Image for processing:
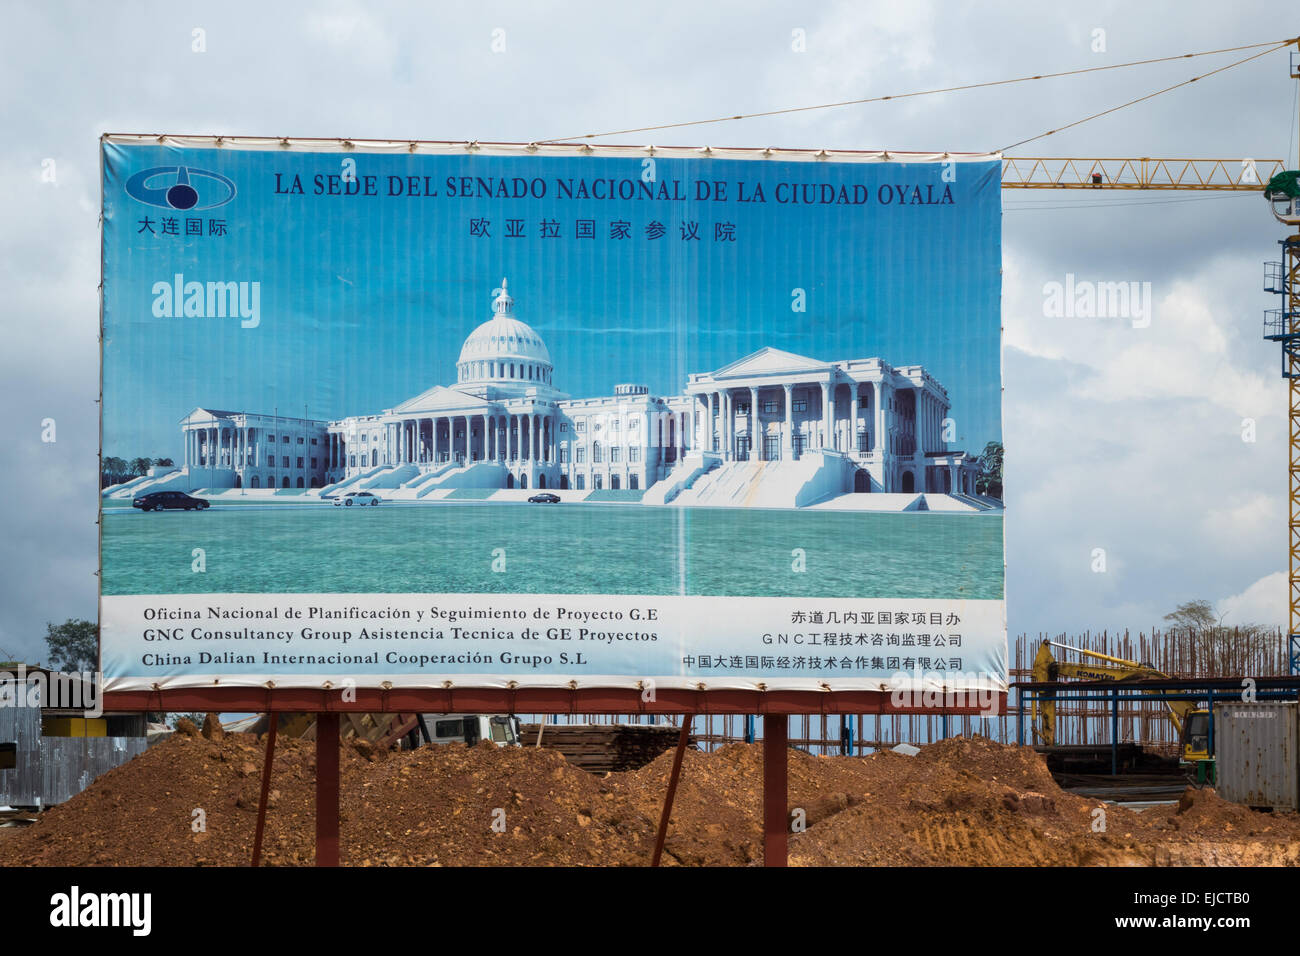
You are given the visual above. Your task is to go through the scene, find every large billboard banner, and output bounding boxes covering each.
[99,136,1005,698]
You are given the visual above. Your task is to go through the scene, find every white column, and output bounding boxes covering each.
[849,385,858,455]
[750,387,760,461]
[712,395,722,457]
[782,383,793,459]
[720,392,730,460]
[821,381,832,450]
[873,381,885,456]
[729,392,738,460]
[717,392,724,455]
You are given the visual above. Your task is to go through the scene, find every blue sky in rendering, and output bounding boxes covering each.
[102,144,1001,458]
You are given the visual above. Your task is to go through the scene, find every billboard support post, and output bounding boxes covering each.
[651,714,693,867]
[316,712,340,867]
[251,711,278,867]
[763,714,789,867]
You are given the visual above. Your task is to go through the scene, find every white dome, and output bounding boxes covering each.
[456,279,555,388]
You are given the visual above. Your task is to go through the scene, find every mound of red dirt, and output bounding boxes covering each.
[5,732,1298,867]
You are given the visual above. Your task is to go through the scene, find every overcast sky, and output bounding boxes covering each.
[2,1,1296,662]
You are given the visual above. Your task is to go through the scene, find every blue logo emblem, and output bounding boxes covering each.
[124,166,236,210]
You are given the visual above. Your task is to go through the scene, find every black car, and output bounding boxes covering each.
[527,493,561,504]
[132,491,210,512]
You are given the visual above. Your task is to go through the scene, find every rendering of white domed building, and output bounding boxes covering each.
[112,279,993,510]
[314,279,698,497]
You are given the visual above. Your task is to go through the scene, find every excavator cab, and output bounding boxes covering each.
[1179,709,1210,760]
[1179,708,1214,784]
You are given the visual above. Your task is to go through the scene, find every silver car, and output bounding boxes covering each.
[334,491,381,507]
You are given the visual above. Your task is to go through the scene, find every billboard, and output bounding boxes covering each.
[99,136,1005,698]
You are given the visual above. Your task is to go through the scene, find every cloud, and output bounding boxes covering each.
[1219,572,1286,628]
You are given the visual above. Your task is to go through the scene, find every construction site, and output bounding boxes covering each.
[3,698,1299,868]
[0,626,1297,867]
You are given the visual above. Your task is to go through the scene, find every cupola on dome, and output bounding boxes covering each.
[456,278,554,387]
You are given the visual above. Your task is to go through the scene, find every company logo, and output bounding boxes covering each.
[124,165,235,211]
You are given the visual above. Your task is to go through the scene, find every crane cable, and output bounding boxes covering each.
[537,37,1299,146]
[1000,38,1295,151]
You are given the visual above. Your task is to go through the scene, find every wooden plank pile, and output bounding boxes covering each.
[520,723,692,773]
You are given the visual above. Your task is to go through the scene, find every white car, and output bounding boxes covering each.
[334,491,381,507]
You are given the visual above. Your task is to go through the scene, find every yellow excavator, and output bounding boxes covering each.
[1031,641,1212,778]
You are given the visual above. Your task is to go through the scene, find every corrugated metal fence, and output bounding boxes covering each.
[0,703,147,807]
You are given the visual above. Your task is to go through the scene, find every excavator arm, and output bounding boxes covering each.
[1030,641,1192,746]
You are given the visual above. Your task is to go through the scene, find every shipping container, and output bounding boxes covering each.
[1213,701,1299,810]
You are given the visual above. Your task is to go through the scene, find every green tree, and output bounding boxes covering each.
[1163,599,1220,630]
[976,441,1003,499]
[129,457,153,477]
[153,457,174,467]
[44,619,98,672]
[102,456,128,487]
